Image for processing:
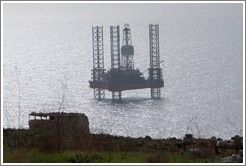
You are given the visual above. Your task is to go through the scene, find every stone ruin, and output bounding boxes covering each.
[29,112,90,134]
[28,112,90,150]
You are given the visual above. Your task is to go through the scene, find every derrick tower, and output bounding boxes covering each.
[121,24,134,70]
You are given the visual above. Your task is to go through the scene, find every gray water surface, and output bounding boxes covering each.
[2,3,244,139]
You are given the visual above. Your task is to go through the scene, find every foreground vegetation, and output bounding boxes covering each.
[4,148,221,163]
[3,129,236,163]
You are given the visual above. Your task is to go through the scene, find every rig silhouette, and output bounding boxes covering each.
[89,24,164,102]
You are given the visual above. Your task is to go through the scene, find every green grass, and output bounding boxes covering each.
[3,148,221,163]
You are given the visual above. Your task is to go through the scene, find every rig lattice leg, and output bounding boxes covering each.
[110,25,122,102]
[112,91,122,102]
[94,88,105,101]
[149,24,162,99]
[110,25,121,69]
[151,88,160,99]
[92,26,105,100]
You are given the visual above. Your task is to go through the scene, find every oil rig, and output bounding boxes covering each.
[89,24,164,102]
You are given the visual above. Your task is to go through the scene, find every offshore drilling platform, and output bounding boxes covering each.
[89,24,164,102]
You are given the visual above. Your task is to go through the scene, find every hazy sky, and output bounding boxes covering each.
[3,3,243,25]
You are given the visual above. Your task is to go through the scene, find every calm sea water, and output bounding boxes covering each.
[2,3,244,139]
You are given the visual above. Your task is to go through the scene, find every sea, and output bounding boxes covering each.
[2,3,244,139]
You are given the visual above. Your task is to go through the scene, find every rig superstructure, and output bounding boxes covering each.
[89,24,164,102]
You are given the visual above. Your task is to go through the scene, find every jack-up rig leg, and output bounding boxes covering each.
[92,26,105,100]
[112,91,122,102]
[149,24,162,99]
[110,25,122,102]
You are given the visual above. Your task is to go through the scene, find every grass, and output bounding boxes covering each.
[3,148,221,163]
